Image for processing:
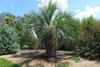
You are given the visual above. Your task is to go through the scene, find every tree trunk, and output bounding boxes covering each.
[45,41,56,58]
[42,32,57,58]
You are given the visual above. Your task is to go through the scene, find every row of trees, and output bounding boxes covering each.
[0,0,100,59]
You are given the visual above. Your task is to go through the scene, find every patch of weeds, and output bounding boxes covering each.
[61,51,68,57]
[20,52,27,55]
[57,62,69,67]
[72,55,81,63]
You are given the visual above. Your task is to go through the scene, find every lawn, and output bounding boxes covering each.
[0,58,21,67]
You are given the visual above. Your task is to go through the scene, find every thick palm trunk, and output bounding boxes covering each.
[45,40,56,58]
[42,32,56,58]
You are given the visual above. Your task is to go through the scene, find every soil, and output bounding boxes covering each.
[0,49,100,67]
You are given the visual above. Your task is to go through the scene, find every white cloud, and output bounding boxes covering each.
[38,0,68,12]
[75,5,100,20]
[76,9,81,12]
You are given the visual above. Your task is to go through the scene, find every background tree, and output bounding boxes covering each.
[0,21,19,55]
[15,16,25,48]
[0,12,25,48]
[0,12,15,26]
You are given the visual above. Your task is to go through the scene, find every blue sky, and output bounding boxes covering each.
[0,0,100,20]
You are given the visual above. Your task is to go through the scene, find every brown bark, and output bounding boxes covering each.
[42,32,56,58]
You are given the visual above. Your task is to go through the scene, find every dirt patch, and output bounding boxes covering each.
[0,49,100,67]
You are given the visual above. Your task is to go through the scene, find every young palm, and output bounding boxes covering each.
[23,0,79,58]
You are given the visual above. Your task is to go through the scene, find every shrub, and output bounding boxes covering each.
[75,16,100,59]
[0,22,19,55]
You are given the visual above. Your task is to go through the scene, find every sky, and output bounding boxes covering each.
[0,0,100,20]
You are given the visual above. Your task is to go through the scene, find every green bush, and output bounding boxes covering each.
[75,16,100,59]
[0,22,19,55]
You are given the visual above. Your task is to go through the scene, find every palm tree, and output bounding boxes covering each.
[23,0,80,58]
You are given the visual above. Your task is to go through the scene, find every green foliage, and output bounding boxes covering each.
[0,12,25,48]
[72,55,81,63]
[23,0,80,57]
[0,58,21,67]
[0,22,19,55]
[75,16,100,59]
[0,12,15,26]
[88,54,96,60]
[20,52,27,55]
[0,12,15,21]
[57,62,69,67]
[58,19,81,50]
[15,16,25,48]
[61,51,68,57]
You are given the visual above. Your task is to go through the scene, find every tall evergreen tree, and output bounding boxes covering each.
[0,21,19,55]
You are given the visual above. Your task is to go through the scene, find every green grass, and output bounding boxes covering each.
[0,58,21,67]
[72,55,81,63]
[61,51,68,57]
[57,62,69,67]
[20,52,27,55]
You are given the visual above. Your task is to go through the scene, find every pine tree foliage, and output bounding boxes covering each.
[0,22,19,55]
